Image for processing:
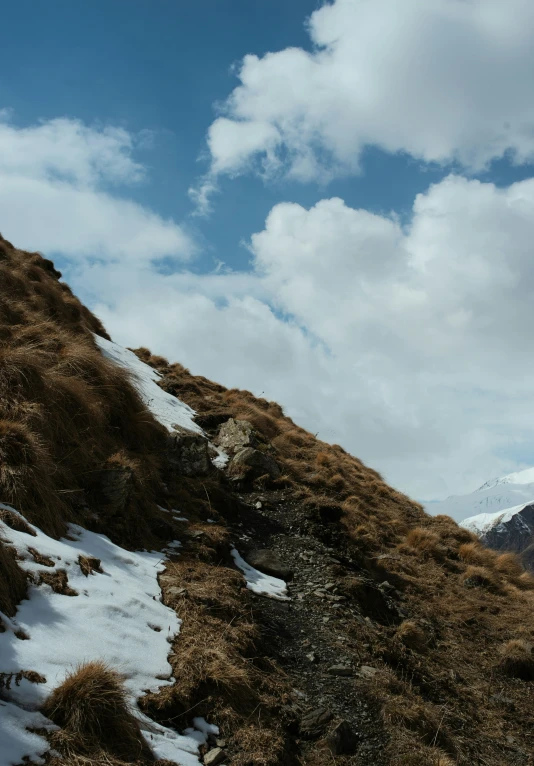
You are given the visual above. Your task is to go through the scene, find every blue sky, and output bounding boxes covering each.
[4,0,534,509]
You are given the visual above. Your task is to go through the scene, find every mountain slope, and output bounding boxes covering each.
[2,234,534,766]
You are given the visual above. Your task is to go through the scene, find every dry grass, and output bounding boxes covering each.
[460,565,501,591]
[396,621,428,652]
[0,235,170,553]
[497,639,534,680]
[43,661,152,762]
[142,557,290,766]
[458,541,498,568]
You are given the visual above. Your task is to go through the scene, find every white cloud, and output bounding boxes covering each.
[0,113,193,263]
[85,174,534,507]
[5,110,534,513]
[193,0,534,206]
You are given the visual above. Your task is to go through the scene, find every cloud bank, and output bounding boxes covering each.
[191,0,534,210]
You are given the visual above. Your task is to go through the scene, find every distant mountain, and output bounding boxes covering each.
[426,468,534,571]
[425,467,534,523]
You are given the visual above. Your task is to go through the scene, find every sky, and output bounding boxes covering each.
[3,0,534,508]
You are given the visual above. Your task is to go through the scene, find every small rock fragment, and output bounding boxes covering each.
[204,747,226,766]
[327,665,353,677]
[300,707,334,737]
[246,549,294,580]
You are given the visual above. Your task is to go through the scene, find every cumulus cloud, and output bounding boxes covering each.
[191,0,534,208]
[87,174,534,506]
[0,113,193,263]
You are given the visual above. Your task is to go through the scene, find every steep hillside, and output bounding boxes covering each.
[2,234,534,766]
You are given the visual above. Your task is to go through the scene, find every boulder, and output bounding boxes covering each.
[92,467,133,514]
[299,707,334,738]
[227,447,280,481]
[246,549,294,581]
[214,418,259,455]
[203,747,226,766]
[166,426,211,476]
[326,720,359,756]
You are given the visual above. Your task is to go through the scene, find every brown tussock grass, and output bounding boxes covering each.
[43,661,152,762]
[460,565,501,591]
[404,528,446,561]
[498,639,534,680]
[396,621,428,652]
[458,542,498,569]
[143,558,290,764]
[0,237,171,550]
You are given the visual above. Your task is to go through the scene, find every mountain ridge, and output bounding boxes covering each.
[2,234,534,765]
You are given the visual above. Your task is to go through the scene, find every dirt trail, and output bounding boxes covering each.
[228,487,392,763]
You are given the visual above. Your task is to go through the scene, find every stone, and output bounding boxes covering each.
[299,707,334,737]
[204,747,226,766]
[214,418,259,455]
[245,549,293,581]
[306,652,318,663]
[227,447,281,481]
[327,665,354,677]
[166,426,211,476]
[358,665,379,679]
[327,720,359,755]
[93,467,133,514]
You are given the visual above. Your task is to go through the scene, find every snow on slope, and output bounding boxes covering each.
[231,549,289,600]
[0,505,215,765]
[95,336,229,468]
[460,502,532,535]
[425,467,534,523]
[95,335,203,434]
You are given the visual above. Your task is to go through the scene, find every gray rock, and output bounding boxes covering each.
[327,665,354,677]
[306,652,318,663]
[327,720,359,755]
[246,549,293,580]
[204,747,225,766]
[227,447,280,480]
[93,467,133,514]
[357,665,379,679]
[299,707,334,737]
[166,426,211,476]
[215,418,259,455]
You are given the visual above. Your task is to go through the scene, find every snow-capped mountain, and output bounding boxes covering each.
[426,468,534,571]
[425,467,534,523]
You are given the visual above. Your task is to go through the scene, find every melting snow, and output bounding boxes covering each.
[95,336,229,471]
[0,504,212,765]
[95,335,203,434]
[231,548,289,600]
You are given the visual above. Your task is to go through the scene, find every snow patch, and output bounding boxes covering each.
[231,548,289,600]
[95,335,202,435]
[0,504,211,765]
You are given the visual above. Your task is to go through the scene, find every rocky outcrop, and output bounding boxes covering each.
[92,466,133,514]
[227,446,281,481]
[166,426,211,476]
[215,419,281,482]
[214,418,260,455]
